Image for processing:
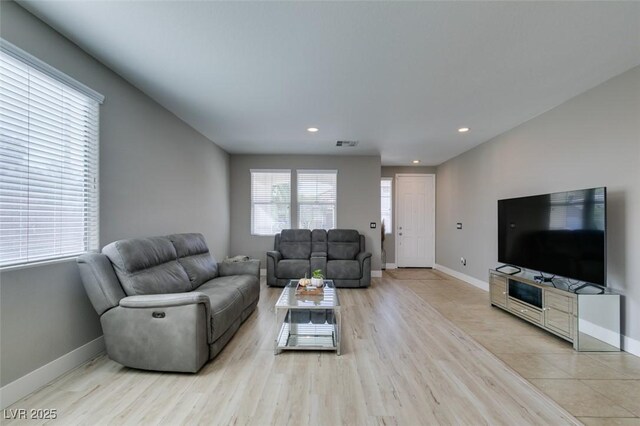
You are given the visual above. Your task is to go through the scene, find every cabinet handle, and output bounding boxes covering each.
[520,309,527,313]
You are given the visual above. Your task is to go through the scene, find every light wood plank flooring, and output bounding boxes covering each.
[8,270,634,425]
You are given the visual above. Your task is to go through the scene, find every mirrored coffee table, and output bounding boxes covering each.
[274,280,341,355]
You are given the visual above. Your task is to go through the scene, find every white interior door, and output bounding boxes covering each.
[396,175,435,268]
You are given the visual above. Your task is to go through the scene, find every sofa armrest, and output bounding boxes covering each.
[120,292,210,310]
[266,251,281,286]
[77,253,126,316]
[266,251,282,262]
[357,252,372,263]
[104,293,211,372]
[218,259,260,280]
[119,291,212,347]
[357,252,372,287]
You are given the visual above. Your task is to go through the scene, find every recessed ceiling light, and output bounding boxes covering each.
[412,160,421,164]
[307,127,319,133]
[458,127,470,133]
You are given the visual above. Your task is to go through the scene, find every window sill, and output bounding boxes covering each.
[0,255,83,272]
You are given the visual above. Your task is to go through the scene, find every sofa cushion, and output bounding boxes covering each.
[279,229,311,259]
[311,229,327,253]
[103,237,191,296]
[197,281,244,342]
[206,275,259,310]
[327,229,361,260]
[167,233,218,289]
[277,259,309,279]
[327,260,361,279]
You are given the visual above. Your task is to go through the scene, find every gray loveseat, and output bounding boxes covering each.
[77,233,259,373]
[267,229,371,288]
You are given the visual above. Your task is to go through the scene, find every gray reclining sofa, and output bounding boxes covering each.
[77,233,259,373]
[267,229,371,288]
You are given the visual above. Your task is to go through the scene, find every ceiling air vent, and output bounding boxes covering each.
[336,140,359,147]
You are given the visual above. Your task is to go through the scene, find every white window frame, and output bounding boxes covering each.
[0,40,103,269]
[250,169,291,236]
[381,177,393,234]
[296,169,338,230]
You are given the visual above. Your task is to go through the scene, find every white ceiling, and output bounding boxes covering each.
[18,1,640,166]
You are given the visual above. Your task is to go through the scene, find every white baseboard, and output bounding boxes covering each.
[0,336,105,409]
[434,263,489,292]
[384,263,397,270]
[260,268,266,277]
[623,334,640,357]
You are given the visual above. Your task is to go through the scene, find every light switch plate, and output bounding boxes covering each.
[370,222,376,229]
[456,223,463,229]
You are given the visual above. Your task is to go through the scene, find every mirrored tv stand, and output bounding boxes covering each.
[489,269,621,352]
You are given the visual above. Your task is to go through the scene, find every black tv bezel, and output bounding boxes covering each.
[497,187,607,287]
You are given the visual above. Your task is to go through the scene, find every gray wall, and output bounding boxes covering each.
[230,155,382,270]
[435,66,640,342]
[0,2,230,387]
[381,166,437,265]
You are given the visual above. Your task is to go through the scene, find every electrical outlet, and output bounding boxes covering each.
[460,257,467,266]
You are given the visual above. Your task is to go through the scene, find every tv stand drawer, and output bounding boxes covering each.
[507,298,543,325]
[545,306,572,338]
[490,274,507,307]
[545,291,572,313]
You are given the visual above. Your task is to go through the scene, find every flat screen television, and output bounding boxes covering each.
[498,187,606,286]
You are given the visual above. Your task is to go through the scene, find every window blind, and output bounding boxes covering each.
[0,48,100,267]
[381,178,392,233]
[297,170,337,230]
[251,170,291,235]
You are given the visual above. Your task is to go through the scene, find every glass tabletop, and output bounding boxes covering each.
[275,280,340,309]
